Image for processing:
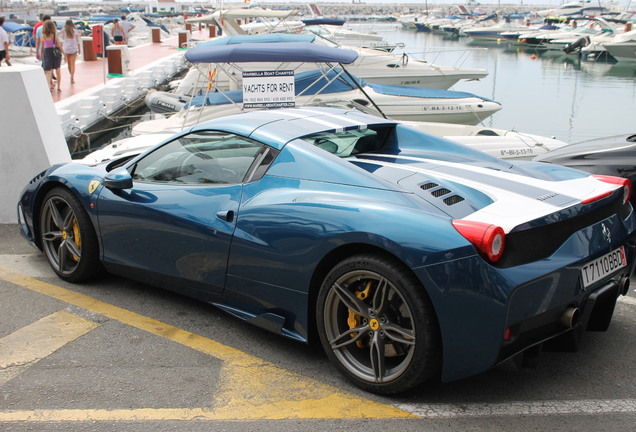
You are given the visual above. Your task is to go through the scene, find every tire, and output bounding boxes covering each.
[316,253,441,394]
[39,187,101,282]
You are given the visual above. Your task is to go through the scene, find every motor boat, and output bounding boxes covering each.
[186,8,305,36]
[168,34,487,95]
[84,111,566,165]
[602,28,636,62]
[132,42,501,135]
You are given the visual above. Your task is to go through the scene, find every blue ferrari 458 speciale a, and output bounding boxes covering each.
[17,108,636,394]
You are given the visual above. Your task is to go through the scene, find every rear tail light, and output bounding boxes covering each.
[452,220,506,263]
[593,175,631,205]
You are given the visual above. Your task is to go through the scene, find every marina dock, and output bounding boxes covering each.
[45,30,211,153]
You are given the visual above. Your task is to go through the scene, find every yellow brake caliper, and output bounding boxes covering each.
[347,281,372,348]
[71,218,81,261]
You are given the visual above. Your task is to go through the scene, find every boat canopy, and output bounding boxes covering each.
[198,33,316,48]
[2,22,32,32]
[301,18,346,26]
[185,42,358,64]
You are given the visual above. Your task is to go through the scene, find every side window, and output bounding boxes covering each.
[131,131,265,185]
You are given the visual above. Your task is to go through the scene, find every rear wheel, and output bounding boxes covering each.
[316,254,441,394]
[39,187,101,282]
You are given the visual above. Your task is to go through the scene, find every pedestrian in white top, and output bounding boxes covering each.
[120,15,135,44]
[61,19,81,83]
[0,16,11,66]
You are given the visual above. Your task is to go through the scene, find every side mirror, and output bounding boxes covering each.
[102,167,133,190]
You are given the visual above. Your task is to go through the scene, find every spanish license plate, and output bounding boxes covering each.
[580,246,627,289]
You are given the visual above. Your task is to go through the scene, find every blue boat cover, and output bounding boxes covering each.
[186,68,362,108]
[505,13,529,19]
[185,42,358,64]
[302,18,346,26]
[366,83,490,101]
[2,22,32,32]
[479,14,497,22]
[88,14,121,22]
[198,33,316,47]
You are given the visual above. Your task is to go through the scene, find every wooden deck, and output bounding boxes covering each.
[51,29,208,103]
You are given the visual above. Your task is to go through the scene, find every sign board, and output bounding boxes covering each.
[242,70,295,108]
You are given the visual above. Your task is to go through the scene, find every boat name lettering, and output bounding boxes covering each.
[422,105,463,111]
[500,148,535,156]
[155,100,176,110]
[243,70,295,78]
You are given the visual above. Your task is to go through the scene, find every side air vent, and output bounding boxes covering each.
[420,182,466,206]
[443,195,465,206]
[421,182,439,190]
[431,188,451,198]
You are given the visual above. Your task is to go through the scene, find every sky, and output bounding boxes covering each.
[6,0,633,9]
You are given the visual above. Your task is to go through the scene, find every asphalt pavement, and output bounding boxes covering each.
[1,223,636,432]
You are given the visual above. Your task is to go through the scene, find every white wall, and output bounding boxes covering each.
[0,65,71,223]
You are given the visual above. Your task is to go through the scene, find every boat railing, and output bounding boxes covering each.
[406,47,489,70]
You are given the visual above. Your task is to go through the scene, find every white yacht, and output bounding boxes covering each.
[133,42,501,135]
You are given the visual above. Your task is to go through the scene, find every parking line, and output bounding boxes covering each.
[0,265,415,420]
[395,398,636,418]
[0,311,99,386]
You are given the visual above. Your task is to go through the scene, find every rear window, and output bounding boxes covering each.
[303,126,393,158]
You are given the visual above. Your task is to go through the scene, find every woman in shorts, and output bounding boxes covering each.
[61,19,81,84]
[41,20,64,93]
[111,19,125,45]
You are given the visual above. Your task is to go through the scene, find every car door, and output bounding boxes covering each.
[96,130,267,294]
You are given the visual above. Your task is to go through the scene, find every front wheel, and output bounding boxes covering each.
[316,254,441,394]
[39,187,101,282]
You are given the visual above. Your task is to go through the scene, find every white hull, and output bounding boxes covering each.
[85,119,566,165]
[603,42,636,62]
[134,86,500,135]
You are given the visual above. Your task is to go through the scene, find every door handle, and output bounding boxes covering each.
[216,210,234,222]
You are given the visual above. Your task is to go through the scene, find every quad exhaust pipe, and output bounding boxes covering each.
[560,307,580,329]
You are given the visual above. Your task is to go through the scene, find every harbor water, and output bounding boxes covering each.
[354,22,636,144]
[97,22,635,149]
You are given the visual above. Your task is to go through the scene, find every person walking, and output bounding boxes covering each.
[111,19,125,45]
[40,20,64,93]
[61,19,80,83]
[35,14,51,62]
[120,15,135,45]
[0,16,11,66]
[30,13,44,55]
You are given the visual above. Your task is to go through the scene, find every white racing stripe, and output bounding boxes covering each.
[394,399,636,418]
[358,155,620,232]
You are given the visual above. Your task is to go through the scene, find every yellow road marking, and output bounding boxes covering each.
[0,311,99,368]
[0,311,98,386]
[0,266,415,420]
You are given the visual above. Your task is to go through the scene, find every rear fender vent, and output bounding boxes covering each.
[420,182,465,206]
[431,188,451,198]
[421,182,438,190]
[444,195,465,205]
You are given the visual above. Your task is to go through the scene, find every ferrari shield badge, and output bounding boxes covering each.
[88,180,100,194]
